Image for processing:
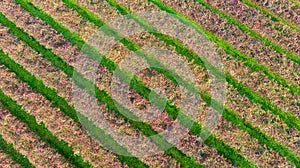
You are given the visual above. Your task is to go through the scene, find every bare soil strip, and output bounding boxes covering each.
[0,148,21,168]
[96,0,300,149]
[205,0,300,55]
[18,0,300,165]
[0,1,237,167]
[159,0,299,87]
[98,31,295,167]
[251,0,300,27]
[106,0,300,118]
[0,29,126,167]
[0,2,238,166]
[0,97,71,168]
[0,0,298,166]
[0,7,179,167]
[132,32,300,155]
[20,0,300,124]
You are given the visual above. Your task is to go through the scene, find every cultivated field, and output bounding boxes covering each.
[0,0,299,167]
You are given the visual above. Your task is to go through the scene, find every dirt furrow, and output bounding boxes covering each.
[252,0,300,26]
[0,0,298,165]
[0,29,127,168]
[0,2,233,166]
[0,149,21,168]
[10,0,298,118]
[0,2,178,166]
[205,0,300,55]
[105,28,300,152]
[94,29,294,167]
[0,97,71,168]
[110,0,300,117]
[160,0,299,84]
[211,118,294,167]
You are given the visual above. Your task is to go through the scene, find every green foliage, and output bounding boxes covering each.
[14,0,204,167]
[101,0,300,166]
[290,0,300,7]
[0,134,34,168]
[59,0,256,166]
[147,0,300,95]
[194,0,300,65]
[0,12,79,123]
[1,2,202,167]
[144,0,300,128]
[104,0,300,130]
[240,0,299,32]
[226,75,300,130]
[222,107,300,167]
[10,0,300,167]
[0,19,147,168]
[143,0,300,166]
[0,84,91,168]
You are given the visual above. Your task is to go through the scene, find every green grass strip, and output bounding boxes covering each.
[100,0,300,133]
[0,51,147,168]
[32,0,300,167]
[103,0,300,129]
[62,0,256,167]
[241,0,300,32]
[23,0,254,166]
[3,3,202,167]
[198,82,300,166]
[0,14,148,168]
[0,134,34,168]
[147,0,300,95]
[195,0,300,65]
[145,0,300,130]
[15,0,244,167]
[100,0,300,166]
[157,33,300,130]
[221,105,300,167]
[16,0,300,166]
[0,73,90,168]
[101,0,300,142]
[18,0,300,166]
[148,1,300,166]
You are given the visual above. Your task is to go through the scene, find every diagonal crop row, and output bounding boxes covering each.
[194,0,300,65]
[0,17,148,168]
[15,0,257,167]
[101,0,300,129]
[64,0,300,135]
[9,0,253,166]
[202,0,300,57]
[240,0,300,32]
[250,0,300,26]
[0,94,73,168]
[157,0,300,115]
[5,0,246,166]
[0,133,34,168]
[144,0,300,124]
[60,0,300,132]
[19,0,300,165]
[0,59,91,168]
[5,0,298,167]
[0,7,203,167]
[144,0,300,165]
[62,0,300,165]
[0,150,21,167]
[103,0,300,122]
[15,0,300,166]
[146,0,300,96]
